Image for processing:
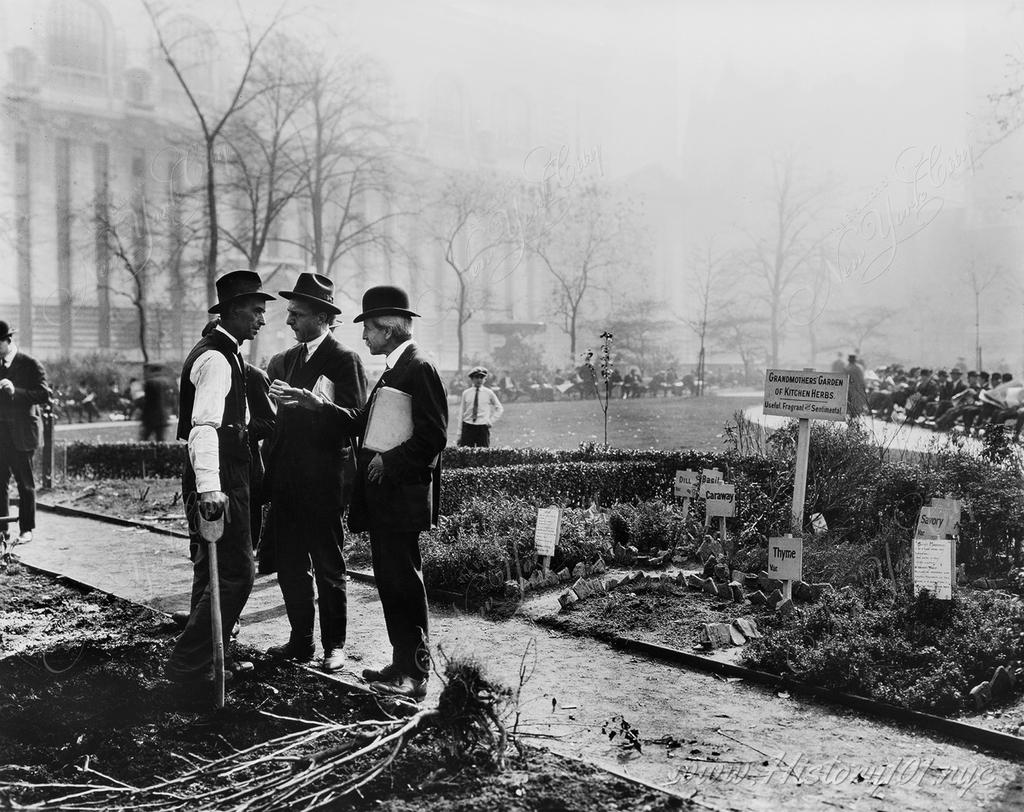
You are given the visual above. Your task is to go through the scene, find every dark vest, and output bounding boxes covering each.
[177,330,249,464]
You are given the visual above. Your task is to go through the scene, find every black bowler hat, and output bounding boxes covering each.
[280,272,341,315]
[0,321,13,341]
[208,269,275,314]
[353,285,420,323]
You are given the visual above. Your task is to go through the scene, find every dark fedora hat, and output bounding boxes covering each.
[208,269,275,314]
[279,272,341,315]
[0,321,14,340]
[353,285,420,323]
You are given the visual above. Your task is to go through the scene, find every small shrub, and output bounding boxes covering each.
[744,581,1024,713]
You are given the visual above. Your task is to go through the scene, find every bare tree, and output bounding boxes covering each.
[834,305,897,362]
[963,260,1003,370]
[219,37,308,276]
[603,295,678,377]
[740,154,833,366]
[143,0,286,310]
[681,236,732,394]
[424,170,523,373]
[710,312,769,387]
[288,48,408,287]
[528,183,638,362]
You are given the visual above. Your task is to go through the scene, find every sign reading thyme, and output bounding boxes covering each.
[763,369,849,421]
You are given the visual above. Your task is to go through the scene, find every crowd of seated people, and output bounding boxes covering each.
[865,365,1024,439]
[476,367,711,402]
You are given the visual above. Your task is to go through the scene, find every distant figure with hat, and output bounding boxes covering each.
[458,366,503,447]
[0,320,50,546]
[845,354,867,418]
[261,272,367,674]
[271,284,447,699]
[140,362,171,442]
[165,270,274,687]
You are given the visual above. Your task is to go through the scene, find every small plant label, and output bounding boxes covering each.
[912,537,954,600]
[534,506,562,558]
[810,512,828,533]
[767,536,803,581]
[703,483,736,517]
[699,469,723,497]
[674,469,698,499]
[915,506,956,539]
[928,497,962,536]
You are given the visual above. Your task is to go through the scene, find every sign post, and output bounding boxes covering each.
[534,505,562,574]
[763,369,849,534]
[911,499,961,600]
[674,469,697,521]
[704,483,736,558]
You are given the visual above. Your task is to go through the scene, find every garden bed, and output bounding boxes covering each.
[0,563,683,811]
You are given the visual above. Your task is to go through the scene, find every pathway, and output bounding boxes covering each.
[13,512,1023,811]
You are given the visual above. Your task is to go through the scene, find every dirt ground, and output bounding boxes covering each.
[0,563,686,811]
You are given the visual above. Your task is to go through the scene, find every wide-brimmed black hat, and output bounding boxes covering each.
[0,321,13,341]
[208,270,275,314]
[279,272,341,315]
[353,285,420,323]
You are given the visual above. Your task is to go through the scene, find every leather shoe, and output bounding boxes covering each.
[266,642,315,663]
[362,663,399,682]
[370,673,428,700]
[171,610,190,628]
[321,648,346,673]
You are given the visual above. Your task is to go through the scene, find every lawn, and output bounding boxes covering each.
[54,391,762,452]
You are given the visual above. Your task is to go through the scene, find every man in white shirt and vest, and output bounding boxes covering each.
[458,366,503,448]
[165,270,274,687]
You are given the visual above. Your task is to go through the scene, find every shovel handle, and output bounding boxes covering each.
[208,537,225,708]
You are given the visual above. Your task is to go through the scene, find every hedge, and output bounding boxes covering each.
[62,441,779,483]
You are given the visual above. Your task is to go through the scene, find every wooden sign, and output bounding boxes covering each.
[767,536,803,581]
[703,483,736,518]
[534,506,562,558]
[763,369,849,422]
[698,469,723,497]
[928,497,962,535]
[915,506,956,539]
[674,469,698,499]
[912,537,955,599]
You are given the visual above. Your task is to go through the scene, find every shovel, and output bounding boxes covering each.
[198,496,227,708]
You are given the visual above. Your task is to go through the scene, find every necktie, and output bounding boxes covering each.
[296,343,307,372]
[472,387,480,421]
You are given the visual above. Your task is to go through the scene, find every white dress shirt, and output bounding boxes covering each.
[460,385,503,425]
[384,339,414,371]
[189,325,249,494]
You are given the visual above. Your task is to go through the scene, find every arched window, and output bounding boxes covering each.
[47,0,108,75]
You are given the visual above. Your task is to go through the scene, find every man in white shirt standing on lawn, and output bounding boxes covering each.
[165,270,274,688]
[458,366,504,447]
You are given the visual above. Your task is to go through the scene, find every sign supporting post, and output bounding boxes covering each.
[534,506,561,575]
[763,367,849,599]
[792,417,811,535]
